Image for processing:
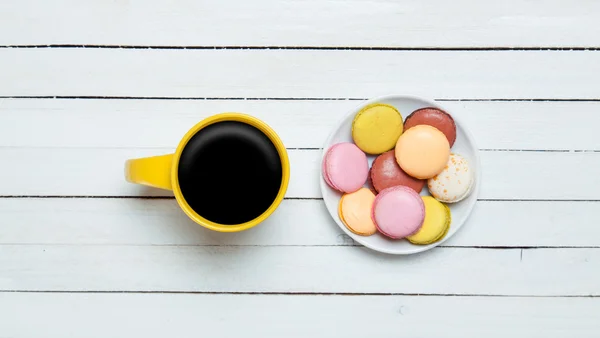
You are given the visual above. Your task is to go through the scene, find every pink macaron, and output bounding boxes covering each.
[322,142,369,193]
[371,186,425,239]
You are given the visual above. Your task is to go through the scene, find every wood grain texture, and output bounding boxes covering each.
[0,148,597,199]
[2,0,599,335]
[1,293,599,338]
[2,99,599,150]
[1,49,599,98]
[1,245,598,295]
[0,199,598,248]
[1,0,599,47]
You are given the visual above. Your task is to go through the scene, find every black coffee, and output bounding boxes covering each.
[178,121,283,225]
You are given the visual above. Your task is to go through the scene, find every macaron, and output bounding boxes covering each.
[338,188,377,236]
[407,196,451,245]
[366,167,378,195]
[428,153,475,203]
[351,103,403,155]
[370,150,425,193]
[371,186,425,239]
[404,107,457,147]
[395,125,450,179]
[322,142,369,193]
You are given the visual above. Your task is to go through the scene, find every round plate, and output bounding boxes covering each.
[320,95,481,255]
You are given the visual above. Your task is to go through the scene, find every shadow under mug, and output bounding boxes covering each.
[124,113,290,232]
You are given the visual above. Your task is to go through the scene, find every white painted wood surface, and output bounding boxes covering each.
[1,49,599,99]
[2,245,598,295]
[1,0,599,47]
[3,99,600,150]
[1,0,599,336]
[2,293,598,338]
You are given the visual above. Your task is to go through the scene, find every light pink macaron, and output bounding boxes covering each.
[371,186,425,239]
[322,142,369,193]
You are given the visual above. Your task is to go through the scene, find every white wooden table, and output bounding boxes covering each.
[1,1,599,336]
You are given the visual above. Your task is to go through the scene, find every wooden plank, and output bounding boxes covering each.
[2,99,599,150]
[1,293,598,338]
[1,0,599,47]
[0,148,597,199]
[0,245,598,295]
[1,49,599,99]
[0,199,598,248]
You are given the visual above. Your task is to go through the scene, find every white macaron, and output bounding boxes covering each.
[427,153,474,203]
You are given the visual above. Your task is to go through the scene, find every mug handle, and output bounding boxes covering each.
[125,154,174,191]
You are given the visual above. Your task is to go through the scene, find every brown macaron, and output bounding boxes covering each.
[404,107,457,147]
[370,150,425,193]
[366,167,378,195]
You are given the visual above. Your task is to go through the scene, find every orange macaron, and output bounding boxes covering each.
[395,125,450,179]
[338,188,377,236]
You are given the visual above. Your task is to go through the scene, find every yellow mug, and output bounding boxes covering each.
[125,113,290,232]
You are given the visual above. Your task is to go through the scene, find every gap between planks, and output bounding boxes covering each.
[0,146,594,152]
[2,96,600,102]
[0,290,598,297]
[0,243,598,249]
[1,196,600,202]
[1,45,600,51]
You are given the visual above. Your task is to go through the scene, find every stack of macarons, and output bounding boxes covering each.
[322,103,475,245]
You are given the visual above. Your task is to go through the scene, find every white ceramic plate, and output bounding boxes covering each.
[320,95,481,255]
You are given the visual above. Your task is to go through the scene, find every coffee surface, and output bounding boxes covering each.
[178,121,283,224]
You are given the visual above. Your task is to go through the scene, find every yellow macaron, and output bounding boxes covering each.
[338,188,377,236]
[407,196,451,245]
[351,103,403,155]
